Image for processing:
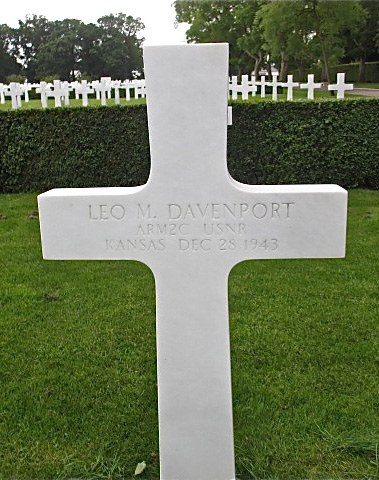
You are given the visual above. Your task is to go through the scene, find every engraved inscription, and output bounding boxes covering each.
[88,201,295,253]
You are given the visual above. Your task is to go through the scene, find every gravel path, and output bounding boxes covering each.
[348,88,379,97]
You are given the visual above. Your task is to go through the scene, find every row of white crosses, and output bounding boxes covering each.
[230,72,354,101]
[0,77,146,109]
[0,72,353,109]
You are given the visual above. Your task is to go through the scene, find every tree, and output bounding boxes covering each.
[0,24,21,82]
[304,0,366,83]
[256,1,314,81]
[35,19,83,80]
[92,13,144,79]
[16,15,52,81]
[174,1,264,75]
[342,1,379,82]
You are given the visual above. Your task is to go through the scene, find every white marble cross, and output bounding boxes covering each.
[76,80,94,107]
[94,77,112,105]
[328,72,354,99]
[134,79,146,98]
[38,44,347,480]
[5,82,23,109]
[232,74,257,100]
[45,80,67,107]
[22,82,32,102]
[300,74,323,100]
[120,80,134,101]
[284,74,299,101]
[36,81,50,108]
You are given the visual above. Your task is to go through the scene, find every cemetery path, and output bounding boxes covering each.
[349,88,379,97]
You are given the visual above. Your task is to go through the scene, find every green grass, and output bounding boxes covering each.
[0,97,146,112]
[0,190,378,479]
[354,83,379,89]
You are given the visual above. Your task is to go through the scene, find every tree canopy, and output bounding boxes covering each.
[175,0,379,81]
[0,13,144,82]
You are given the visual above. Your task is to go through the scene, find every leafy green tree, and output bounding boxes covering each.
[78,22,102,79]
[342,1,379,82]
[35,19,83,80]
[304,0,366,83]
[0,24,21,82]
[91,13,144,79]
[16,15,52,81]
[256,1,315,81]
[174,1,264,75]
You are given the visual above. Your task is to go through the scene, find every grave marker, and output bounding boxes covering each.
[5,82,23,109]
[76,80,94,107]
[46,80,66,107]
[36,81,49,108]
[284,74,299,101]
[328,72,354,99]
[38,44,347,480]
[300,74,323,100]
[269,72,281,101]
[231,74,257,100]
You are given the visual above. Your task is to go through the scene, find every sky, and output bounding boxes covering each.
[2,0,189,46]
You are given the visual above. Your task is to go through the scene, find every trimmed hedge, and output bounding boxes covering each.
[0,99,378,193]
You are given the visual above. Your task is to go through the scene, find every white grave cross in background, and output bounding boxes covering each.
[5,82,23,109]
[328,72,354,99]
[76,80,94,107]
[38,44,347,480]
[284,74,299,101]
[300,74,323,100]
[268,72,281,101]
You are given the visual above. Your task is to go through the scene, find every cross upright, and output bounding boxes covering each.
[36,81,49,108]
[258,75,267,98]
[45,80,67,108]
[284,74,299,101]
[5,82,23,109]
[38,44,347,480]
[232,74,257,100]
[268,72,281,100]
[0,83,5,104]
[76,80,94,107]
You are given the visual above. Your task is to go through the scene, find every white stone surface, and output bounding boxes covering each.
[36,81,49,108]
[231,74,257,100]
[76,80,94,107]
[38,43,347,480]
[45,80,65,107]
[269,72,281,101]
[284,74,299,101]
[328,72,354,99]
[259,75,267,98]
[5,82,22,109]
[0,83,5,104]
[300,74,323,100]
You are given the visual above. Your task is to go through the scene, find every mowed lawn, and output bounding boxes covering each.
[0,190,378,479]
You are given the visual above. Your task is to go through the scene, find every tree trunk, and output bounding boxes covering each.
[319,37,333,95]
[279,51,289,82]
[253,53,262,77]
[267,63,272,79]
[358,57,365,84]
